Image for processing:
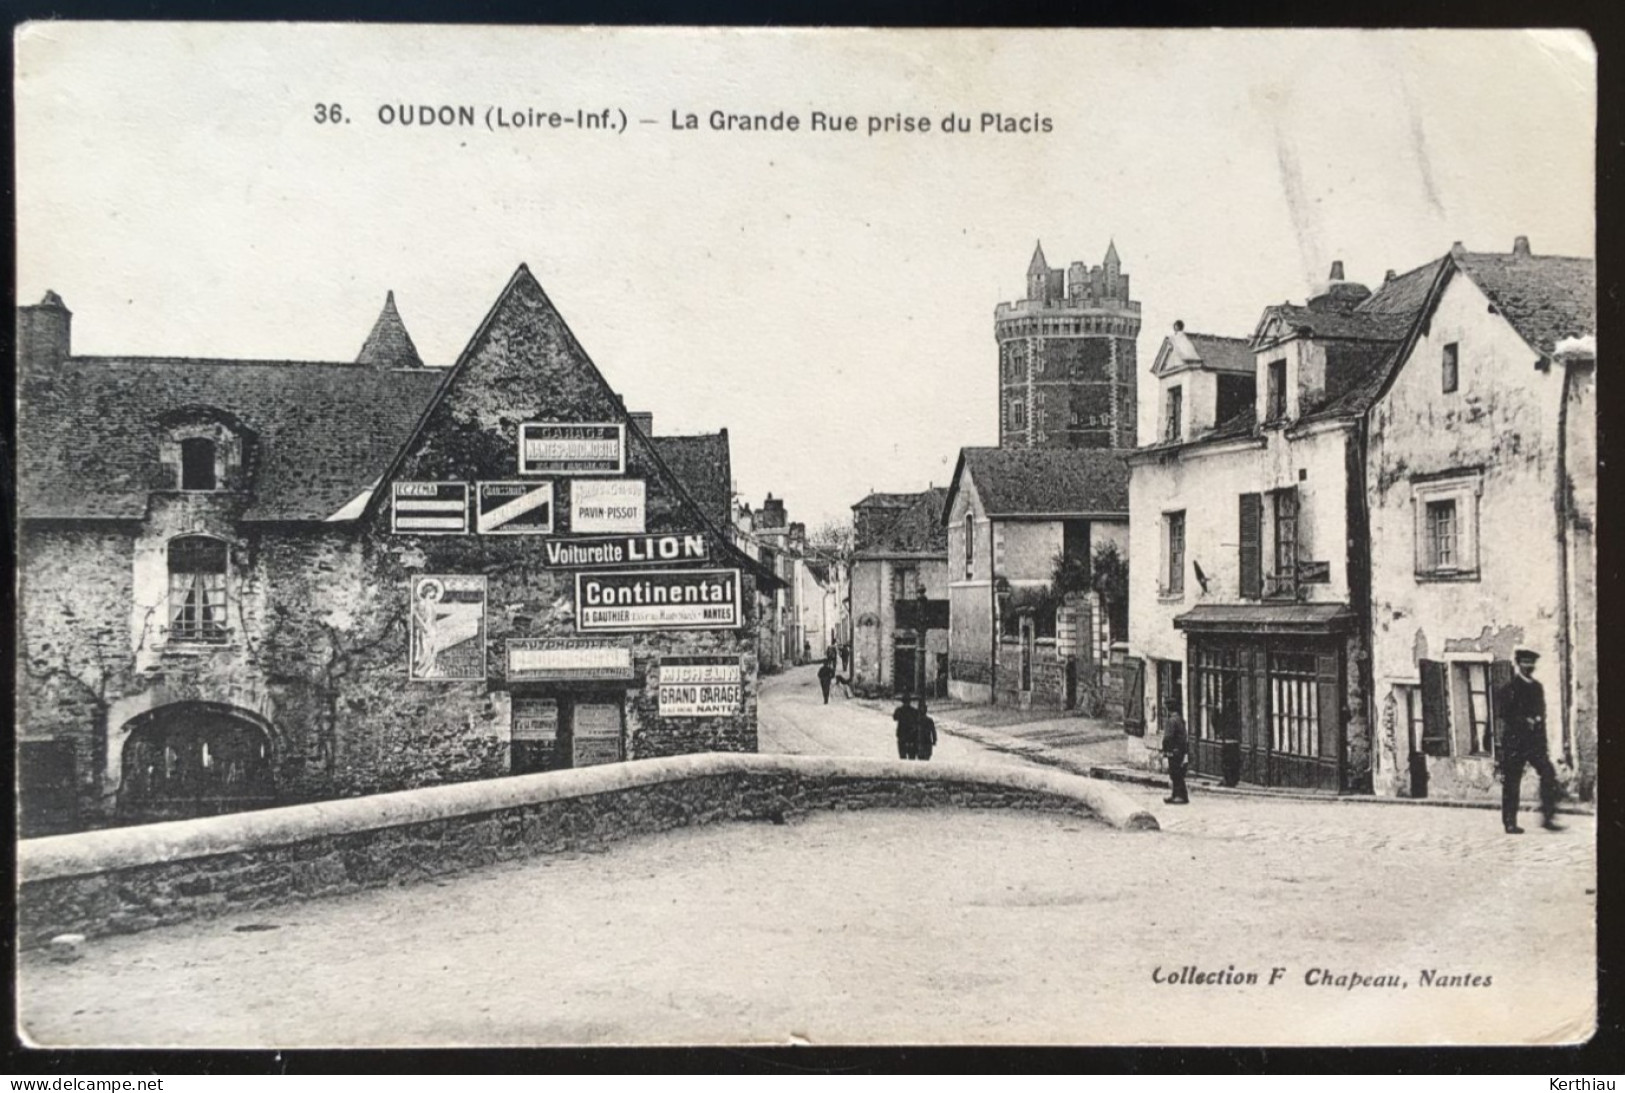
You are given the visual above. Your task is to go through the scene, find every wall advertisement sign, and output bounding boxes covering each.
[570,478,646,534]
[506,638,635,681]
[658,656,744,717]
[392,482,469,534]
[540,533,709,569]
[519,422,625,476]
[572,702,624,767]
[409,575,487,681]
[477,481,554,534]
[510,696,559,741]
[575,569,742,632]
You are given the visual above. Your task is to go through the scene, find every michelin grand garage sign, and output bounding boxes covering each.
[575,569,742,632]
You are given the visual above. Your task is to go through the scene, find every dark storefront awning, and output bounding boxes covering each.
[1173,602,1356,635]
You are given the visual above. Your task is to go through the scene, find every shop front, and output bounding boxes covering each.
[1173,604,1356,792]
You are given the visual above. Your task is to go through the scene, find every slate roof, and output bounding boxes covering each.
[1157,330,1254,375]
[650,431,732,530]
[1184,333,1255,374]
[854,487,947,555]
[1455,251,1596,357]
[355,291,426,369]
[947,447,1130,520]
[1255,259,1444,346]
[18,356,445,521]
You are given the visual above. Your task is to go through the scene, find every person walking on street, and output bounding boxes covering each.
[1496,648,1562,834]
[916,699,938,761]
[817,658,836,704]
[893,694,918,760]
[1161,697,1189,805]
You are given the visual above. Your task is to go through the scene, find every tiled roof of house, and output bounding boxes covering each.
[355,291,426,369]
[650,431,732,530]
[18,356,446,521]
[1455,251,1596,357]
[855,487,947,555]
[949,447,1129,518]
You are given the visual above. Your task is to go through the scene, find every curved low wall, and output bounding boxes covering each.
[18,753,1157,946]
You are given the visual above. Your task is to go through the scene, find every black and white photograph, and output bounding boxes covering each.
[12,25,1598,1049]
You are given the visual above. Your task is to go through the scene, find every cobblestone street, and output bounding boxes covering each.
[18,665,1595,1048]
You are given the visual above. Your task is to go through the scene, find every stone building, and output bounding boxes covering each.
[1364,239,1595,802]
[995,241,1141,450]
[848,489,949,697]
[1126,258,1438,792]
[942,448,1129,709]
[16,268,776,835]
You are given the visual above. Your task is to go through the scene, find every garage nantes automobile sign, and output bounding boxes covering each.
[575,569,742,632]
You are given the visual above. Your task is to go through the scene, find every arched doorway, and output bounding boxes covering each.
[118,703,277,823]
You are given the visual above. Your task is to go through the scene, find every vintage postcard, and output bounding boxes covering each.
[12,25,1596,1049]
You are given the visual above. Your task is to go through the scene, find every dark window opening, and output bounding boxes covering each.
[1266,359,1288,422]
[1164,385,1183,441]
[1442,342,1459,394]
[181,437,217,490]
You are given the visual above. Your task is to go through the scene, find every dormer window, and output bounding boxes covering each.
[181,437,217,490]
[1265,359,1288,422]
[1164,385,1183,442]
[159,408,251,494]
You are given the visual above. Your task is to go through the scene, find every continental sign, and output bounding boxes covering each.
[575,569,741,632]
[658,656,744,717]
[541,533,710,569]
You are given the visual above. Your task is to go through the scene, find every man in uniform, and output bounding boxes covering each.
[1495,648,1562,834]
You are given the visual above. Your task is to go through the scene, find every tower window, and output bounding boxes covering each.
[180,437,218,490]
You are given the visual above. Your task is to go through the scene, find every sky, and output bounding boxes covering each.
[15,26,1595,530]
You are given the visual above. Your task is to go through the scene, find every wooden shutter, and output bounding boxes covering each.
[1419,659,1451,757]
[1316,653,1341,759]
[1124,656,1145,734]
[1489,659,1514,755]
[1239,493,1263,599]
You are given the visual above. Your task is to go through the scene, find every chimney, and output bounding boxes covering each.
[628,411,654,437]
[1328,260,1345,281]
[760,494,787,529]
[1307,262,1370,313]
[1513,235,1532,258]
[1172,320,1185,333]
[1385,269,1397,283]
[17,290,72,369]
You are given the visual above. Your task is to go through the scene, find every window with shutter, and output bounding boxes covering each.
[1239,493,1262,599]
[1419,659,1451,757]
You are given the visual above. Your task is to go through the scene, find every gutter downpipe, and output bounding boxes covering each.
[989,516,999,706]
[1554,358,1574,768]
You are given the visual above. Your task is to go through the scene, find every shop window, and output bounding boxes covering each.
[168,535,229,643]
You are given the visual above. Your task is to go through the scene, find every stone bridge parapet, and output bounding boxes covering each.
[19,753,1157,947]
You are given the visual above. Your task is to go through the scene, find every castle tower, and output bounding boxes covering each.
[995,240,1141,450]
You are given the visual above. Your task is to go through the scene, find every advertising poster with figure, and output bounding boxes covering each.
[409,575,487,681]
